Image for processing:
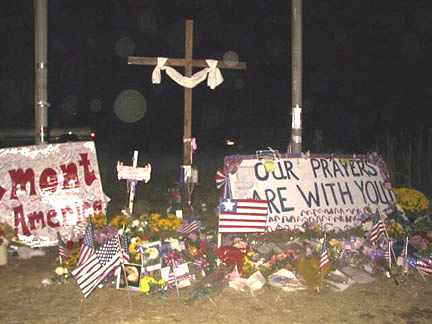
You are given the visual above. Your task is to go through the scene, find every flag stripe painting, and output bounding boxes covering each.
[219,214,268,221]
[218,199,268,233]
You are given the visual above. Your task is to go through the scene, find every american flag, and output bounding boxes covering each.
[77,223,96,267]
[416,258,432,276]
[218,199,268,233]
[320,238,330,271]
[178,220,201,235]
[167,273,194,287]
[369,219,386,244]
[72,235,122,298]
[119,233,130,263]
[57,232,68,260]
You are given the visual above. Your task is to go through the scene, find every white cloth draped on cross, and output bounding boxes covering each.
[151,57,224,89]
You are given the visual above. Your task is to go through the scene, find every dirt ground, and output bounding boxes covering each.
[1,248,432,324]
[1,147,431,323]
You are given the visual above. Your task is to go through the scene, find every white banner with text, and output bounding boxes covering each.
[226,155,396,231]
[0,142,109,240]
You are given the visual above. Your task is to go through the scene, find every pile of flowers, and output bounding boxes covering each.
[39,184,432,299]
[393,187,429,217]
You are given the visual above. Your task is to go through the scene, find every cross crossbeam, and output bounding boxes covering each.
[128,19,247,166]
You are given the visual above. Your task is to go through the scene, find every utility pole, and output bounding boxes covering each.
[34,0,49,144]
[291,0,302,153]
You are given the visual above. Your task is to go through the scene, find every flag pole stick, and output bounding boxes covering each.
[171,260,180,298]
[128,150,139,215]
[403,236,409,274]
[387,239,392,270]
[376,208,399,284]
[378,207,398,263]
[116,234,129,289]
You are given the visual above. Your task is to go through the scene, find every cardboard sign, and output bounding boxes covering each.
[0,142,109,240]
[117,162,151,182]
[226,154,396,231]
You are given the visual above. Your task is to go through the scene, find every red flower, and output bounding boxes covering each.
[66,240,74,250]
[215,245,245,272]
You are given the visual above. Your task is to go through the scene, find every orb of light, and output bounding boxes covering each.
[223,51,239,67]
[62,95,79,115]
[115,36,136,58]
[89,98,102,112]
[113,89,147,123]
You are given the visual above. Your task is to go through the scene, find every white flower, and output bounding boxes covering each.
[132,219,140,227]
[41,278,51,286]
[55,267,65,276]
[167,238,181,251]
[146,247,159,259]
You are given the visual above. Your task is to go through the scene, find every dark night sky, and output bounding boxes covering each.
[1,0,431,154]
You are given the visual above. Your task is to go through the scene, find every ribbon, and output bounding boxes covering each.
[151,57,223,89]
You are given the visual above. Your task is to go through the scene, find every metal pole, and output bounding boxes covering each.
[291,0,302,153]
[34,0,49,144]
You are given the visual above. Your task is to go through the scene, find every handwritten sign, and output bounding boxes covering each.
[226,154,396,231]
[117,162,152,183]
[0,142,109,241]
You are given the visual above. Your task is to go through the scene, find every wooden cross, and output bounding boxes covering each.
[128,19,247,166]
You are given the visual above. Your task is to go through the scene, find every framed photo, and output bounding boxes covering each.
[116,263,143,290]
[140,241,162,272]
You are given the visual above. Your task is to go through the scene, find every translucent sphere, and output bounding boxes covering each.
[223,51,239,67]
[114,89,147,123]
[115,36,136,58]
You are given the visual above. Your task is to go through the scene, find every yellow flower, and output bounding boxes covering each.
[110,214,129,229]
[394,187,429,215]
[139,276,165,294]
[129,238,141,254]
[149,213,161,222]
[91,213,107,228]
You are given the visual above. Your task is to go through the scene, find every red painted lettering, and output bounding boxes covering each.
[79,153,96,186]
[9,168,36,199]
[39,168,58,193]
[47,209,60,227]
[60,163,80,189]
[13,205,31,235]
[28,211,45,230]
